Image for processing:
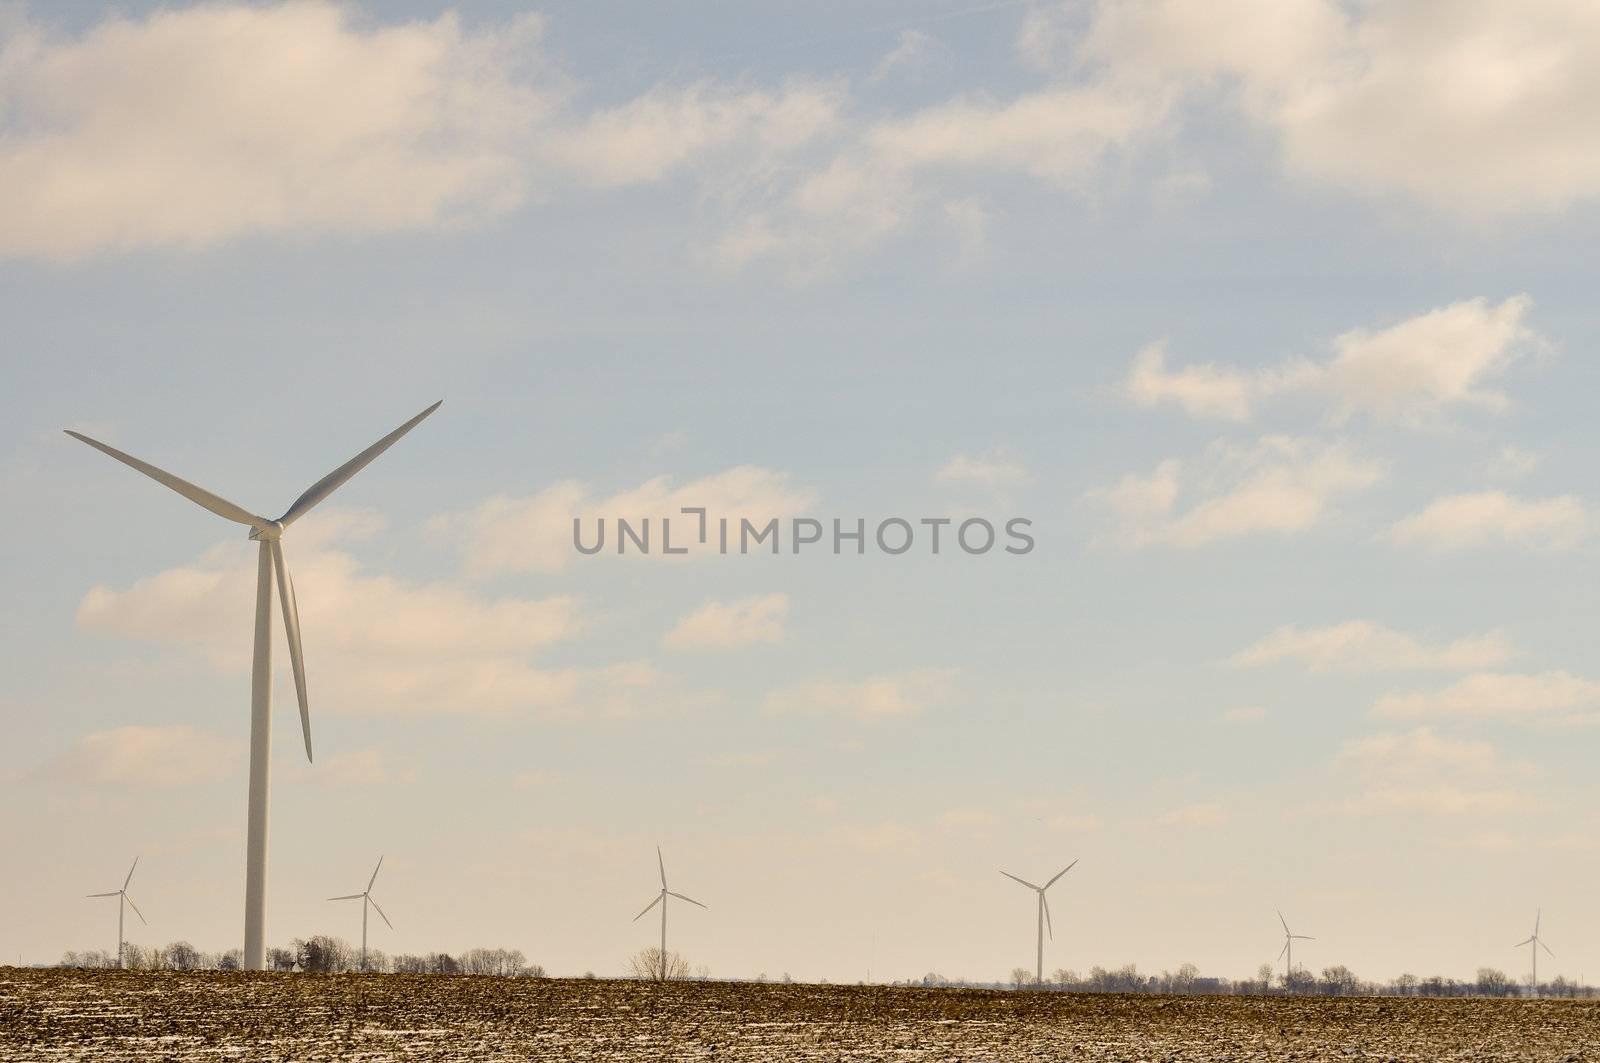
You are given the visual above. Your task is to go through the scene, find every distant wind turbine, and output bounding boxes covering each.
[1277,910,1313,992]
[1000,859,1077,986]
[87,858,145,969]
[1514,909,1555,998]
[329,856,393,972]
[632,847,706,981]
[67,401,441,970]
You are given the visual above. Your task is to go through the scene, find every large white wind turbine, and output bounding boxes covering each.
[1000,860,1077,986]
[87,857,145,969]
[1514,908,1555,998]
[632,847,707,981]
[67,402,441,970]
[1276,910,1314,992]
[329,856,393,972]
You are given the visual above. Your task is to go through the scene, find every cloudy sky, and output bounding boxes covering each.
[4,0,1600,984]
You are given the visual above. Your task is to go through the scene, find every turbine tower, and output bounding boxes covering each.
[329,856,393,972]
[1277,910,1314,992]
[1514,909,1555,998]
[67,402,441,970]
[632,847,706,981]
[87,857,145,969]
[1000,860,1077,986]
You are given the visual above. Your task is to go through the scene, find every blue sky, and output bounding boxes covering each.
[3,0,1600,984]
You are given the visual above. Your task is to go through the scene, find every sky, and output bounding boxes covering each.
[3,0,1600,986]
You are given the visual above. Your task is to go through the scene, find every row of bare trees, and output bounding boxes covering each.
[901,962,1596,998]
[60,938,545,978]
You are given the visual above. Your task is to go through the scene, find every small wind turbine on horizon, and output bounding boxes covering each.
[632,847,706,981]
[329,856,393,972]
[1514,909,1555,998]
[87,858,145,969]
[1000,859,1077,986]
[67,401,441,970]
[1277,910,1313,992]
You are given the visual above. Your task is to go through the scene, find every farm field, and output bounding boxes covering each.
[2,969,1596,1061]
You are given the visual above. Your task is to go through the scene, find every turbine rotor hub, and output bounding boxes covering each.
[249,520,285,541]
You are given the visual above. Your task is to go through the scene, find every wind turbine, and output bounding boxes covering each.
[1277,910,1313,992]
[67,402,441,970]
[87,858,145,969]
[1514,909,1555,998]
[632,847,706,981]
[329,856,392,972]
[1000,860,1077,986]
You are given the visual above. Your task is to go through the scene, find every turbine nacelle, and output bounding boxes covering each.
[248,521,285,541]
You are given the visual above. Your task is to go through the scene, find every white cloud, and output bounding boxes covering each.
[1089,435,1381,547]
[1486,446,1541,480]
[1078,0,1600,219]
[434,466,818,576]
[764,669,957,720]
[935,449,1033,489]
[1124,297,1540,425]
[1155,802,1226,827]
[0,3,549,259]
[555,80,842,188]
[1335,727,1504,776]
[46,725,238,788]
[714,83,1168,272]
[1376,671,1600,720]
[1230,621,1514,672]
[870,29,945,82]
[1390,491,1590,551]
[1331,726,1534,816]
[663,594,788,650]
[298,747,414,787]
[71,509,646,718]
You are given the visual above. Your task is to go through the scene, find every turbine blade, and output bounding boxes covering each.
[658,846,667,889]
[667,891,708,909]
[65,431,263,528]
[277,401,442,527]
[1277,941,1289,961]
[999,871,1040,890]
[87,892,119,898]
[1535,908,1541,935]
[1278,909,1290,935]
[124,894,147,925]
[633,895,663,922]
[367,856,384,893]
[1541,941,1555,958]
[268,539,312,762]
[1514,936,1534,947]
[1296,936,1315,941]
[369,896,394,931]
[1043,894,1054,940]
[1044,859,1078,890]
[329,894,364,901]
[123,856,139,891]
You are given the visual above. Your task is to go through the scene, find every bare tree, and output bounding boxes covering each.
[628,946,689,981]
[162,942,201,971]
[1010,967,1033,989]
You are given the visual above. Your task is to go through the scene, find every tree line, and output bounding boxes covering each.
[899,963,1595,998]
[60,938,545,977]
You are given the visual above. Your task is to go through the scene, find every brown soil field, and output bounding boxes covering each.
[1,968,1595,1061]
